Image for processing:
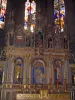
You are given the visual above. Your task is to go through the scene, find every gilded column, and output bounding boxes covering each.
[29,60,31,84]
[64,61,67,82]
[64,60,69,84]
[61,61,64,84]
[46,59,50,84]
[27,55,31,84]
[7,33,10,46]
[11,57,15,83]
[52,60,54,85]
[6,55,14,83]
[3,58,8,83]
[47,59,53,84]
[23,57,26,84]
[26,58,29,84]
[23,55,30,84]
[67,60,70,85]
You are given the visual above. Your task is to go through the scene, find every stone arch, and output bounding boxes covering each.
[13,57,24,84]
[31,58,46,84]
[31,57,47,67]
[32,60,45,67]
[14,57,24,64]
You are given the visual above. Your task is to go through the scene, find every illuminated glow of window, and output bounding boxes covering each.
[54,0,65,33]
[0,0,7,29]
[24,0,36,33]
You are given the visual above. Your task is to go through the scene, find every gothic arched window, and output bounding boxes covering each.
[54,0,65,33]
[24,0,36,33]
[0,0,7,29]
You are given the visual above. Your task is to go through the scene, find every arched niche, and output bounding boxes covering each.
[0,61,5,84]
[48,37,52,48]
[64,37,68,49]
[54,59,63,85]
[31,59,46,85]
[0,68,3,84]
[13,57,24,84]
[9,32,14,46]
[72,72,75,86]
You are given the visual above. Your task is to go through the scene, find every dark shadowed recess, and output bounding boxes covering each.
[0,29,6,60]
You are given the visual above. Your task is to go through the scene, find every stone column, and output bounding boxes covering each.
[11,57,15,83]
[26,57,31,84]
[64,0,74,33]
[64,0,75,49]
[5,1,14,47]
[67,60,71,85]
[47,0,54,26]
[45,0,54,48]
[23,57,26,84]
[14,3,25,26]
[26,59,29,84]
[66,60,69,84]
[6,91,12,100]
[1,91,6,100]
[5,0,12,33]
[46,62,49,84]
[6,56,13,83]
[36,0,47,28]
[12,91,16,100]
[61,61,64,84]
[47,59,53,84]
[64,61,67,82]
[28,58,31,84]
[23,56,30,84]
[7,33,10,46]
[3,59,8,83]
[14,3,25,47]
[69,69,72,86]
[64,60,69,84]
[51,60,54,84]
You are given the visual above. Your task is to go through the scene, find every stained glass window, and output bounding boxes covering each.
[0,0,7,29]
[24,0,36,33]
[54,0,65,33]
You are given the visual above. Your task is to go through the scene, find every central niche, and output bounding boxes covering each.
[31,60,46,84]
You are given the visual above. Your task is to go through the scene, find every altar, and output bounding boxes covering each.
[16,90,70,100]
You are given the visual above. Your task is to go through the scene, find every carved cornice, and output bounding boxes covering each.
[5,46,71,61]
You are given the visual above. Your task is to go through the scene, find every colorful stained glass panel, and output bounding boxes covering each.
[54,0,65,33]
[24,0,36,33]
[0,0,7,29]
